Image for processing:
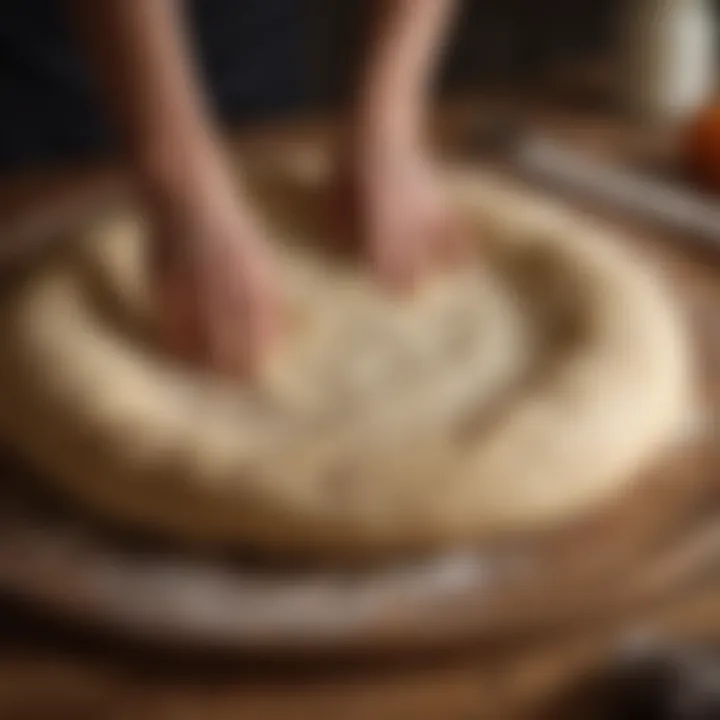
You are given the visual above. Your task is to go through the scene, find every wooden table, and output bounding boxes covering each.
[0,108,718,719]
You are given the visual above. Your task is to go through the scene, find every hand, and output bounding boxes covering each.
[148,173,280,377]
[333,143,467,289]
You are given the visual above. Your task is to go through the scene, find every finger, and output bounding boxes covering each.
[376,234,409,290]
[369,206,413,291]
[451,216,473,262]
[386,233,425,292]
[435,215,472,268]
[242,270,282,377]
[403,212,439,287]
[207,298,238,376]
[192,247,234,374]
[179,241,213,367]
[151,239,197,363]
[157,270,203,365]
[405,238,429,288]
[208,263,247,377]
[204,243,275,378]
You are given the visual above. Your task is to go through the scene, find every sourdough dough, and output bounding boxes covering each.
[0,144,691,558]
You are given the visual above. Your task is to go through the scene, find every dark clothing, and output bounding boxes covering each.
[0,0,309,170]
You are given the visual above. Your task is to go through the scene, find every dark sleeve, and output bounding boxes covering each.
[0,0,312,171]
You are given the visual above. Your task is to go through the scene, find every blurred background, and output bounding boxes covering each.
[3,0,718,169]
[312,0,622,105]
[213,0,720,117]
[0,2,720,719]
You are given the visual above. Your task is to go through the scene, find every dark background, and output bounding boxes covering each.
[2,0,718,169]
[309,0,623,106]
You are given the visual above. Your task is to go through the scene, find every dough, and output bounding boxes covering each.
[0,144,692,559]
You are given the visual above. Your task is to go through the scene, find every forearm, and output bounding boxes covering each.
[69,0,224,195]
[356,0,459,150]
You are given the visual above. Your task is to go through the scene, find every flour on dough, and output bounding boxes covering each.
[0,144,692,559]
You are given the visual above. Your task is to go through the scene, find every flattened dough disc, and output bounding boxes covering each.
[0,147,692,559]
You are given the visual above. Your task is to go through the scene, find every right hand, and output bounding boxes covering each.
[147,167,281,377]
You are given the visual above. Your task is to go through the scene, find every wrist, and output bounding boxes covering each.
[351,44,433,154]
[350,121,426,174]
[133,131,235,213]
[352,94,426,157]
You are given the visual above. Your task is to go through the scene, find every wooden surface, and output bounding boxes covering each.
[0,108,719,718]
[0,437,714,657]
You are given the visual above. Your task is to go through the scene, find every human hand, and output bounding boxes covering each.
[333,142,468,289]
[148,167,280,377]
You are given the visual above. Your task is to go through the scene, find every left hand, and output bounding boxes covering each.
[332,142,468,290]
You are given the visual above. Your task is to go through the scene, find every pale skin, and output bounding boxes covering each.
[70,0,464,375]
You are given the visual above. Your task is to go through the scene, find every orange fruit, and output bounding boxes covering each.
[684,103,720,193]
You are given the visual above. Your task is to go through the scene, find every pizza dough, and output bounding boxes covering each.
[0,145,692,559]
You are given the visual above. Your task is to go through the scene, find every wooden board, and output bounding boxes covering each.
[0,436,716,657]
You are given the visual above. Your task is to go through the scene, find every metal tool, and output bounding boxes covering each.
[514,134,720,246]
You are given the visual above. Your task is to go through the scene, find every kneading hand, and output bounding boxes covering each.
[333,145,468,289]
[150,176,280,377]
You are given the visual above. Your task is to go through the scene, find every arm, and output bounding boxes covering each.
[339,0,464,286]
[355,0,459,153]
[68,0,279,375]
[69,0,227,200]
